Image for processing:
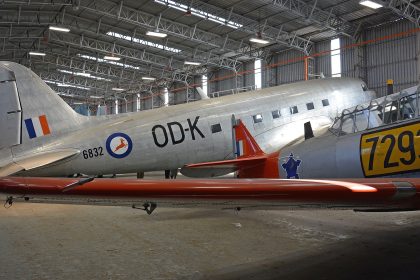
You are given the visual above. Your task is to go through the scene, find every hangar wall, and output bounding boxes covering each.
[272,49,306,85]
[205,19,418,98]
[107,19,419,114]
[363,20,418,96]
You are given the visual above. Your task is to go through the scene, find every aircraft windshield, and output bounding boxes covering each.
[330,86,420,136]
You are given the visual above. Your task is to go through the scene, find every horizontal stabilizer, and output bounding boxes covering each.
[180,156,267,178]
[0,149,80,176]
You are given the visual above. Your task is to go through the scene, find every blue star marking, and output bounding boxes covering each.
[281,153,301,179]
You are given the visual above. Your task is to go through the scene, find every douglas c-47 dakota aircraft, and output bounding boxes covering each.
[0,62,375,177]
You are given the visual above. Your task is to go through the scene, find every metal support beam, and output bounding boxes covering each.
[0,8,241,70]
[388,0,420,27]
[271,0,356,38]
[155,0,313,54]
[354,34,367,82]
[417,30,420,83]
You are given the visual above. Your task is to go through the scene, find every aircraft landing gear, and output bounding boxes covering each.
[4,196,30,208]
[132,202,157,215]
[4,196,13,208]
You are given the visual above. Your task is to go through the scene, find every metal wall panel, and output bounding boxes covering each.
[242,61,255,88]
[274,49,305,84]
[340,37,358,78]
[364,20,418,96]
[140,94,153,110]
[171,82,187,105]
[213,68,239,92]
[208,70,218,94]
[264,57,277,88]
[315,40,332,78]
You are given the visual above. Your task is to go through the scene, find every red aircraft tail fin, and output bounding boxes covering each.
[234,120,265,158]
[181,119,280,178]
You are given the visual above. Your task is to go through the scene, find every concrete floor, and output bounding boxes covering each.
[1,173,420,279]
[1,201,420,280]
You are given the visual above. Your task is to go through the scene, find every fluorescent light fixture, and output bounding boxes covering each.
[249,38,270,44]
[184,61,201,66]
[49,26,70,32]
[73,102,84,105]
[142,76,156,81]
[90,95,104,99]
[146,30,167,38]
[57,92,75,97]
[112,87,125,91]
[29,51,46,56]
[74,72,91,77]
[104,55,121,61]
[359,1,383,9]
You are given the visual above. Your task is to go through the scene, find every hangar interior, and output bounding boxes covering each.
[2,2,420,280]
[1,0,419,116]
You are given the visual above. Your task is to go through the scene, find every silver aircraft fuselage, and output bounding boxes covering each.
[0,62,375,177]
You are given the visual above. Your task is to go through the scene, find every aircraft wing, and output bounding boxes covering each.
[0,149,80,176]
[1,177,420,212]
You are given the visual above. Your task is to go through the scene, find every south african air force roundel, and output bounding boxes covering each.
[106,132,133,159]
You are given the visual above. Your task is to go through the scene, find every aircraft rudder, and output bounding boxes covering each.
[234,119,265,158]
[0,62,86,145]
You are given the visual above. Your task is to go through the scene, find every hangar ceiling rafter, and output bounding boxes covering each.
[0,0,418,104]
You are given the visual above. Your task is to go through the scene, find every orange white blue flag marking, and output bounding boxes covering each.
[24,115,51,139]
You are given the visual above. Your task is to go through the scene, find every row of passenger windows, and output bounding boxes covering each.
[209,98,331,133]
[253,99,330,124]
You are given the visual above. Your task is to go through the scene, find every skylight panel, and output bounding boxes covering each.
[44,79,90,90]
[77,54,141,70]
[57,69,112,82]
[154,0,243,29]
[107,31,182,54]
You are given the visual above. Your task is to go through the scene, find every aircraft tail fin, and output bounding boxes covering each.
[0,62,86,148]
[181,119,279,178]
[196,87,209,100]
[234,119,265,158]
